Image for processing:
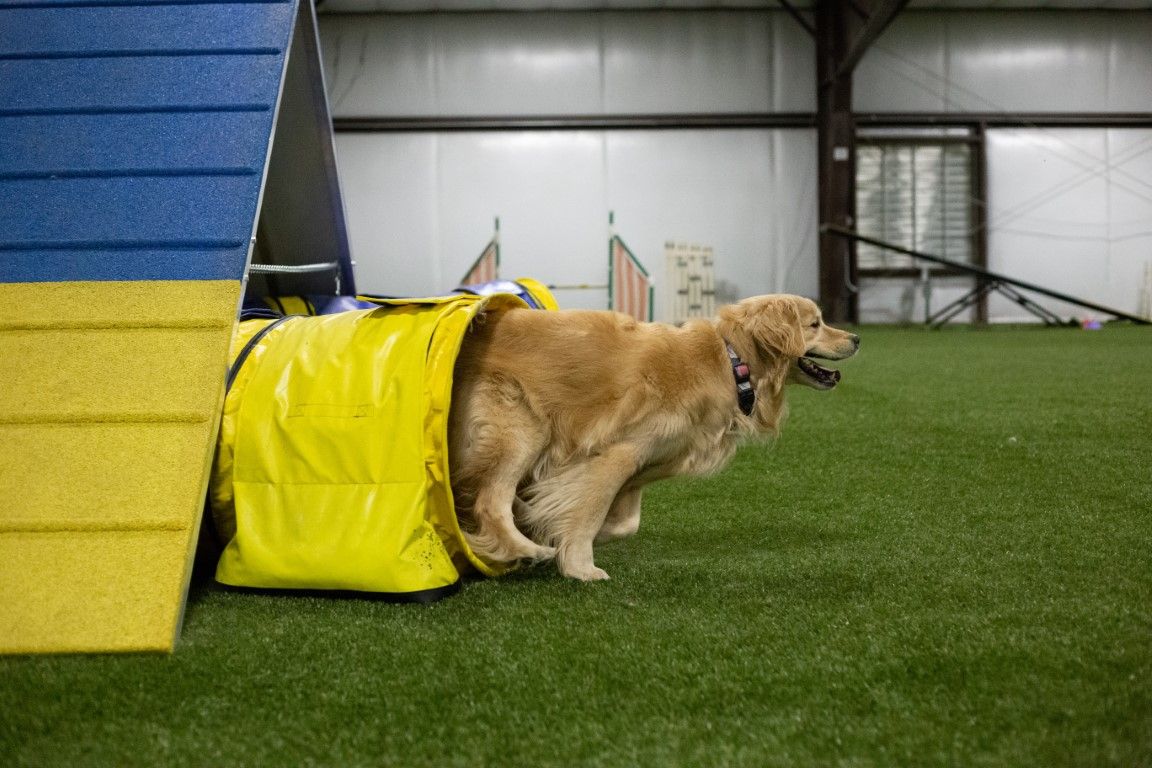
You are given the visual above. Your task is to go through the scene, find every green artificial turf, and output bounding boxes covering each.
[2,325,1150,767]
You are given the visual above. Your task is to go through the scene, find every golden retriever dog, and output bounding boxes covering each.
[449,294,859,581]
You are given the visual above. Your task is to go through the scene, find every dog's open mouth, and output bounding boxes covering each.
[796,356,841,389]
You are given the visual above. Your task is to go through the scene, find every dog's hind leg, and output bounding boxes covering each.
[523,444,641,581]
[467,483,555,566]
[462,424,556,567]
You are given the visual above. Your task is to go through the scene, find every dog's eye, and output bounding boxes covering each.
[810,320,820,328]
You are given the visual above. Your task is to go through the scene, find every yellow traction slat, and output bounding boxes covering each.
[0,280,241,654]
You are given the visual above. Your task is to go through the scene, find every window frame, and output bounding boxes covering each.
[855,130,987,275]
[854,125,989,320]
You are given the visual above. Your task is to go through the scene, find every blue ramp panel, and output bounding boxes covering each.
[0,0,300,653]
[0,0,297,284]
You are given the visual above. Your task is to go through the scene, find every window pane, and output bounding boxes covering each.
[856,140,972,269]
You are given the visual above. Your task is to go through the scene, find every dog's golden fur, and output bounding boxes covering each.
[449,294,859,581]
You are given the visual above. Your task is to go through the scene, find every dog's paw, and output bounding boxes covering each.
[563,564,610,582]
[465,530,552,567]
[525,544,557,564]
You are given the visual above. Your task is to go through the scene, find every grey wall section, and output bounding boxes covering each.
[321,11,815,117]
[985,128,1152,322]
[855,11,1152,113]
[321,9,1152,321]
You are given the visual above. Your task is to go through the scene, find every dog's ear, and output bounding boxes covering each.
[741,297,807,359]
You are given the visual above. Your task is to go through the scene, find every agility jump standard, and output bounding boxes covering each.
[459,214,653,323]
[821,224,1151,328]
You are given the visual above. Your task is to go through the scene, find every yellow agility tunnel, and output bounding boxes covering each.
[209,295,526,600]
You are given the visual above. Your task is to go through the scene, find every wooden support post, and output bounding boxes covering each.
[816,0,859,323]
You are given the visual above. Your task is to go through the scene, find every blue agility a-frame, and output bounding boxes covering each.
[0,0,353,653]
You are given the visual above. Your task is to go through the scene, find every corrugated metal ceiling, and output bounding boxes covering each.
[319,0,1152,12]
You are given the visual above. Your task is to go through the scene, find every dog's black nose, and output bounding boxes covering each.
[850,334,861,349]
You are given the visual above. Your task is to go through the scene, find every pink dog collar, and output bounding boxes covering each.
[725,342,755,416]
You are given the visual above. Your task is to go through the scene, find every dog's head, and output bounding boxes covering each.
[719,295,859,390]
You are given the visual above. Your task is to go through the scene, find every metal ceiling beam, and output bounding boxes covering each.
[832,0,911,80]
[335,112,817,131]
[776,0,816,37]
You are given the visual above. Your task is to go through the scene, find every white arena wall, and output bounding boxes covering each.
[319,9,1152,322]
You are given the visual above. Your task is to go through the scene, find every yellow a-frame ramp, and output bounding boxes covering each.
[0,0,352,653]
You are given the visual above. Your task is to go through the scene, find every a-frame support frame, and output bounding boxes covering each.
[823,225,1151,328]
